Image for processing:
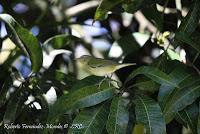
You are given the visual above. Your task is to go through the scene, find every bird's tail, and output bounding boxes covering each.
[115,63,136,70]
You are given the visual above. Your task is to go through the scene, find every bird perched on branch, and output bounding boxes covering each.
[76,55,136,76]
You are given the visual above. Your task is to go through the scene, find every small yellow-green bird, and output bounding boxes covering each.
[76,55,136,76]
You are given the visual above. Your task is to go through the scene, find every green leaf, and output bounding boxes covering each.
[177,0,200,35]
[175,32,200,53]
[43,34,78,49]
[158,67,191,110]
[122,0,162,13]
[134,95,166,134]
[125,66,178,87]
[134,77,159,93]
[163,79,200,123]
[175,103,198,134]
[94,0,123,21]
[0,76,12,107]
[48,81,115,123]
[3,86,24,124]
[71,75,104,91]
[106,97,129,134]
[0,14,43,72]
[68,103,110,134]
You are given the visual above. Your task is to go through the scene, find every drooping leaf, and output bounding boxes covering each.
[68,103,110,134]
[125,66,178,87]
[176,0,200,35]
[158,67,191,110]
[163,79,200,123]
[94,0,123,21]
[134,95,166,134]
[106,97,129,134]
[175,103,199,134]
[0,14,43,72]
[43,34,78,49]
[122,0,162,13]
[48,81,115,123]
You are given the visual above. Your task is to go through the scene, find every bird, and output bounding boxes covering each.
[76,55,136,76]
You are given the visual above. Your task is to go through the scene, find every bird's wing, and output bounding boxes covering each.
[87,58,117,68]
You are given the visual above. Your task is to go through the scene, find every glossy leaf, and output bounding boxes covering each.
[94,0,123,21]
[163,79,200,123]
[125,66,178,87]
[48,81,115,123]
[106,97,129,134]
[175,103,198,134]
[134,95,166,134]
[123,0,162,13]
[68,103,109,134]
[158,67,191,110]
[0,14,43,72]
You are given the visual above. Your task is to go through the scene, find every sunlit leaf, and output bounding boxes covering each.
[134,95,166,134]
[106,97,129,134]
[0,14,43,72]
[94,0,123,21]
[43,34,78,49]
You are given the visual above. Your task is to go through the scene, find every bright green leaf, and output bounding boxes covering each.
[94,0,123,21]
[106,97,129,134]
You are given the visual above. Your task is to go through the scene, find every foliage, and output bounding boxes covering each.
[0,0,200,134]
